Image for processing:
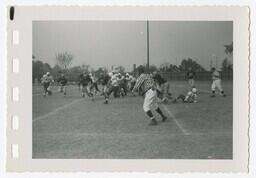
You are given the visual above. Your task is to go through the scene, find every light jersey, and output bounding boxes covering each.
[212,71,221,80]
[91,76,96,83]
[41,75,54,84]
[111,75,119,87]
[185,91,197,103]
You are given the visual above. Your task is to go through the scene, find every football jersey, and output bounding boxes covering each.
[41,75,54,84]
[57,76,68,85]
[80,74,92,86]
[212,71,220,80]
[187,71,196,79]
[133,74,155,95]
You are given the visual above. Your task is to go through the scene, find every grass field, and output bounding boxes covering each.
[32,81,233,159]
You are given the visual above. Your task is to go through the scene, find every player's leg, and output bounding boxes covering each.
[143,89,157,125]
[81,85,86,97]
[152,88,168,121]
[104,85,113,104]
[216,79,226,97]
[191,79,195,88]
[43,83,48,97]
[211,80,216,97]
[46,83,52,96]
[63,85,67,96]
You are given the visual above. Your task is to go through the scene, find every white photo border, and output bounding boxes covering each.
[6,6,249,172]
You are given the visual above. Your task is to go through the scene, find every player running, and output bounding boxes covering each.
[57,73,68,97]
[186,67,196,88]
[41,72,54,97]
[103,72,120,104]
[132,68,167,126]
[98,72,111,103]
[89,73,100,95]
[172,87,198,103]
[80,72,94,100]
[210,67,226,97]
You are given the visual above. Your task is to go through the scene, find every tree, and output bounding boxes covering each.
[32,60,52,84]
[115,66,125,73]
[149,65,158,73]
[56,52,74,70]
[179,58,206,72]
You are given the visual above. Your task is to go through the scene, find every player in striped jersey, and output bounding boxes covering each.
[132,68,167,126]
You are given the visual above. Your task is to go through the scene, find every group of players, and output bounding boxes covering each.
[40,66,226,125]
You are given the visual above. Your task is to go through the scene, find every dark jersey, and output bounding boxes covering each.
[57,76,68,85]
[153,73,167,85]
[100,74,111,85]
[187,71,196,79]
[80,74,92,86]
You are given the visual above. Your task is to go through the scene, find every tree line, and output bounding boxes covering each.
[33,42,233,83]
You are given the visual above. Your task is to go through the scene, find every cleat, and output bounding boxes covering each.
[210,95,215,98]
[103,100,108,104]
[149,118,157,126]
[222,94,226,97]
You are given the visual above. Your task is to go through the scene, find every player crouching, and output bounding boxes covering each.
[210,67,226,97]
[57,73,68,97]
[172,87,198,103]
[41,72,54,97]
[132,68,167,126]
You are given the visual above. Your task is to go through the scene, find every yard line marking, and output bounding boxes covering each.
[33,98,83,122]
[162,104,190,135]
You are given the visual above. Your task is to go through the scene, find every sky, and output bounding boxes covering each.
[33,21,232,71]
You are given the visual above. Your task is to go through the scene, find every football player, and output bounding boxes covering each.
[80,72,94,100]
[152,71,172,103]
[41,72,54,97]
[57,73,68,97]
[186,67,196,88]
[211,67,226,97]
[132,68,167,126]
[172,87,198,103]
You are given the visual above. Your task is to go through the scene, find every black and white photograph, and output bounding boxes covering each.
[32,20,233,159]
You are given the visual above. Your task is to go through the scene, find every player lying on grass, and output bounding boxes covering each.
[57,73,68,97]
[172,87,198,103]
[80,72,94,101]
[132,68,167,126]
[211,67,226,97]
[152,71,172,103]
[41,72,54,97]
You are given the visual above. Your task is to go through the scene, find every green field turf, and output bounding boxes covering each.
[32,81,232,159]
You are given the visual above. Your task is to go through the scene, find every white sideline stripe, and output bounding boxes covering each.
[162,105,190,135]
[33,99,83,122]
